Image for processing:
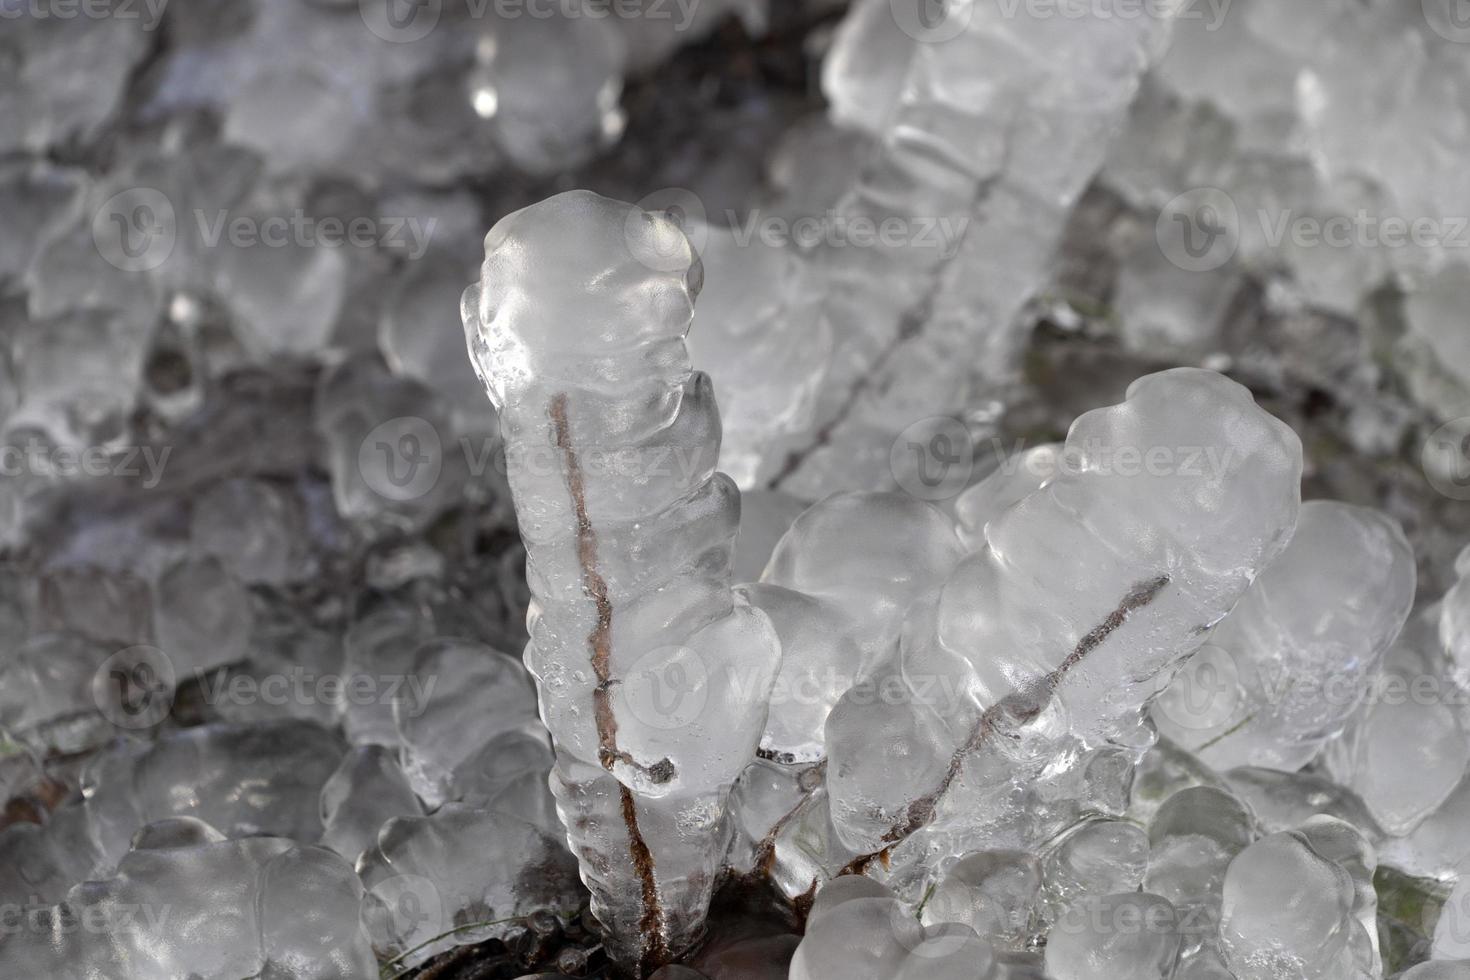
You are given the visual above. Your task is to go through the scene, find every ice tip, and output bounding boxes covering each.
[471,189,704,357]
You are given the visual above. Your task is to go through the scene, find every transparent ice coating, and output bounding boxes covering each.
[952,444,1063,552]
[1153,501,1416,772]
[1045,892,1182,980]
[761,490,964,661]
[393,637,541,808]
[357,803,583,968]
[463,190,782,970]
[775,0,1173,495]
[80,720,347,872]
[467,11,627,175]
[823,369,1301,876]
[1218,827,1377,980]
[1323,638,1470,836]
[684,221,830,488]
[1443,547,1470,688]
[318,744,425,864]
[1105,0,1470,332]
[0,832,376,980]
[788,879,999,980]
[919,849,1040,951]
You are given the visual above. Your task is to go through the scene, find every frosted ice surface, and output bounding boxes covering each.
[1044,892,1181,980]
[1153,501,1416,772]
[0,2,152,154]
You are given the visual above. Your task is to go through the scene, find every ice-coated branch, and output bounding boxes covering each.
[462,190,780,974]
[822,369,1304,890]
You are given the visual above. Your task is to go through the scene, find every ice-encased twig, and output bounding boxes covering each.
[768,0,1175,495]
[823,369,1303,891]
[463,190,780,973]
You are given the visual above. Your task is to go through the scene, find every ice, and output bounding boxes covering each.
[731,490,809,585]
[919,850,1040,951]
[189,477,310,585]
[684,221,830,489]
[0,832,376,980]
[464,190,781,970]
[788,880,998,980]
[951,444,1062,552]
[1218,827,1375,980]
[314,353,465,534]
[1323,640,1470,836]
[774,0,1173,495]
[1144,787,1254,932]
[819,369,1300,891]
[318,744,424,864]
[152,553,256,679]
[358,803,582,967]
[0,1,153,154]
[735,583,868,763]
[1045,892,1182,980]
[761,491,964,660]
[451,729,559,834]
[393,637,541,808]
[1444,549,1470,687]
[1403,965,1470,980]
[80,720,347,871]
[468,12,627,175]
[1153,500,1416,772]
[339,602,435,747]
[1040,820,1150,925]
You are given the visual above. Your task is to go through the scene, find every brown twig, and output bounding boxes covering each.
[839,574,1171,876]
[549,393,671,974]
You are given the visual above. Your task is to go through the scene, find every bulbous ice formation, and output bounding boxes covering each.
[463,190,781,972]
[1153,500,1417,771]
[827,368,1303,877]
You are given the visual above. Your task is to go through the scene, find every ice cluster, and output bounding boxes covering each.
[2,0,1470,978]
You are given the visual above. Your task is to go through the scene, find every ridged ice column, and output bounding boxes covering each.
[463,190,781,974]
